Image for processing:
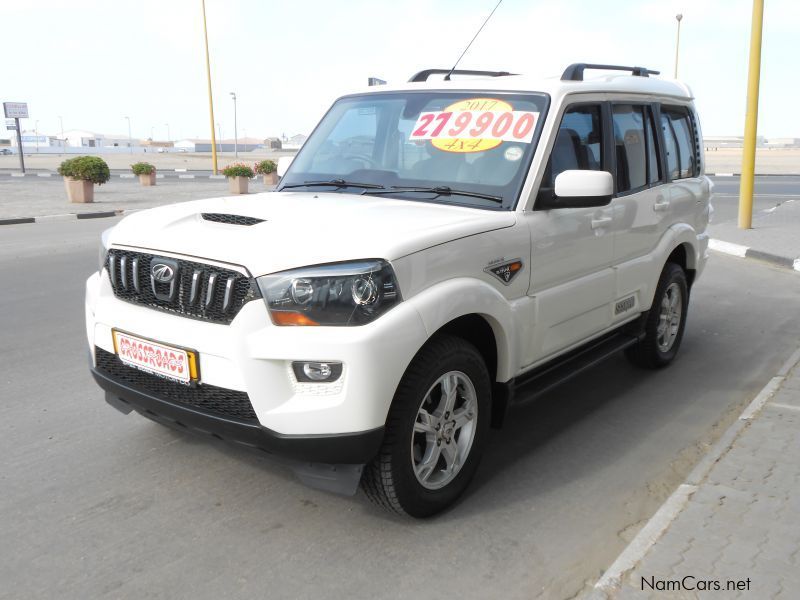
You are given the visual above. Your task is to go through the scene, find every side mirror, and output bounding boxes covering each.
[540,170,613,209]
[277,155,294,178]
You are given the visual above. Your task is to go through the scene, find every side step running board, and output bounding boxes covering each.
[511,331,641,403]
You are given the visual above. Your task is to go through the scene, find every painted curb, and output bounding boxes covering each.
[587,347,800,599]
[708,238,800,272]
[0,209,141,226]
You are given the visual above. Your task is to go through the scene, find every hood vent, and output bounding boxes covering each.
[201,213,265,226]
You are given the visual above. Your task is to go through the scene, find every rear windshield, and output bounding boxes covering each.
[278,91,549,210]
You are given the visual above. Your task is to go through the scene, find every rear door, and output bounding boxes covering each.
[609,103,666,323]
[660,105,706,233]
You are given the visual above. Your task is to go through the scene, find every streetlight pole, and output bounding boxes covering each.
[674,14,683,79]
[35,120,40,153]
[58,116,64,150]
[201,0,218,174]
[124,116,132,154]
[230,92,238,158]
[738,0,765,230]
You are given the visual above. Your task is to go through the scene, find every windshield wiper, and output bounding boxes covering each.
[362,185,503,204]
[279,178,386,190]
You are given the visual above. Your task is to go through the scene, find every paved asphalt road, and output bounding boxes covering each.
[709,175,800,224]
[2,217,800,600]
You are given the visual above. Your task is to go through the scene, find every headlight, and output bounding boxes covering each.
[98,227,114,272]
[257,260,402,326]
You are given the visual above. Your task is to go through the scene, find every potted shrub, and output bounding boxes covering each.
[58,156,111,203]
[131,162,156,186]
[254,159,278,185]
[222,163,254,194]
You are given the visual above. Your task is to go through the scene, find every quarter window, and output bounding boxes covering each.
[660,106,697,179]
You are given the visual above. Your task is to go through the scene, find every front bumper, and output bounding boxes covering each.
[92,365,384,464]
[86,264,429,437]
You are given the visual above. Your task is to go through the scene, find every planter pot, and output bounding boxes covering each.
[228,176,250,194]
[262,172,278,185]
[139,172,156,186]
[64,177,94,203]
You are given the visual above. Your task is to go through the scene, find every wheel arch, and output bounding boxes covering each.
[406,278,521,429]
[665,241,697,289]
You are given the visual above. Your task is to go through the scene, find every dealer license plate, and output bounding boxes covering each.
[112,330,198,384]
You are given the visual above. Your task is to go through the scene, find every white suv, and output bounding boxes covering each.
[86,64,711,517]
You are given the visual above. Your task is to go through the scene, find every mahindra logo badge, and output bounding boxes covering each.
[151,263,175,283]
[150,258,179,301]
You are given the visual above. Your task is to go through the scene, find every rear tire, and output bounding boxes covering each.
[361,335,491,517]
[626,262,688,369]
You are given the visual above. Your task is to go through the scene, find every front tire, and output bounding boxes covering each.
[361,335,491,517]
[626,262,689,369]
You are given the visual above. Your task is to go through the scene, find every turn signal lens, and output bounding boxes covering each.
[271,312,320,326]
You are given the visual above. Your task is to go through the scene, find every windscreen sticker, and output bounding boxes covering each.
[410,98,539,153]
[504,146,523,161]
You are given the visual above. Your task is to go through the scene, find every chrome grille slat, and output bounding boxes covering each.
[108,254,117,287]
[205,273,217,309]
[223,276,235,313]
[106,249,260,324]
[119,256,128,289]
[189,270,201,306]
[131,257,140,293]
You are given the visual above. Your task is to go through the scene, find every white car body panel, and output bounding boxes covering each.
[109,193,516,277]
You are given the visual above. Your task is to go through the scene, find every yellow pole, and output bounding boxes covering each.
[674,14,683,79]
[201,0,218,175]
[738,0,764,229]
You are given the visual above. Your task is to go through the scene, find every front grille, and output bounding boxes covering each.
[201,213,265,226]
[95,347,258,422]
[106,249,260,324]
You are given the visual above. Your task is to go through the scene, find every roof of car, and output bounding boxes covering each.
[353,72,694,102]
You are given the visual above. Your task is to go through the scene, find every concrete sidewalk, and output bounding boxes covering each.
[590,347,800,599]
[709,197,800,272]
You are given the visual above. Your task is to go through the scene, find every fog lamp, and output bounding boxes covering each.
[292,361,343,383]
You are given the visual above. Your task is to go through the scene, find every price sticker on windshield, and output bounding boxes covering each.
[410,98,539,153]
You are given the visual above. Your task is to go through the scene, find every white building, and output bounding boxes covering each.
[6,131,65,148]
[63,129,133,148]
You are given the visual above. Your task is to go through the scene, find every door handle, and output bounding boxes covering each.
[591,216,613,229]
[654,200,671,212]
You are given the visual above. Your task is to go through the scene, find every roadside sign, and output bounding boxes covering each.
[5,119,16,130]
[3,102,29,119]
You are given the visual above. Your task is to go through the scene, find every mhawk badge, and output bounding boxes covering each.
[484,258,523,285]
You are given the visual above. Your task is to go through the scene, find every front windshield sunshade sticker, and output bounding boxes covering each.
[410,98,539,153]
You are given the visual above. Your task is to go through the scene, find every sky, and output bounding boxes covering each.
[2,0,799,141]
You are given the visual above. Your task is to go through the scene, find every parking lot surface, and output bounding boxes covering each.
[2,216,800,599]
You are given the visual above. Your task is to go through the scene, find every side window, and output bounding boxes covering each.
[540,104,603,191]
[660,106,697,179]
[612,105,648,193]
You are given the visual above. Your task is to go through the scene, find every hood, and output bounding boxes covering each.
[108,191,516,276]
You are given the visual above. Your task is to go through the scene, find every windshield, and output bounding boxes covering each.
[278,91,549,210]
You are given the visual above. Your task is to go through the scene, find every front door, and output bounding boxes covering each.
[523,102,615,366]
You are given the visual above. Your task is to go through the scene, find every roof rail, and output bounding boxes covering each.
[561,63,660,82]
[408,68,515,83]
